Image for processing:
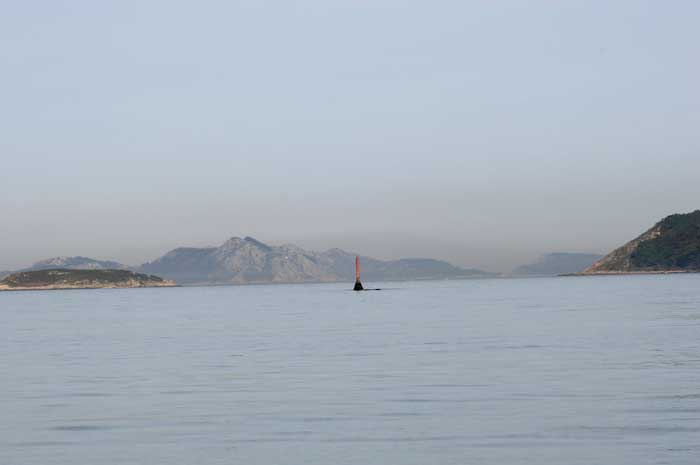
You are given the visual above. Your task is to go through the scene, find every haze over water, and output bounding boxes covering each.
[2,275,699,464]
[3,1,700,272]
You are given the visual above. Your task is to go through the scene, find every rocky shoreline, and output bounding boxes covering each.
[0,282,176,292]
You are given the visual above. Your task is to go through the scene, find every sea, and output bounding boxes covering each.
[1,275,699,464]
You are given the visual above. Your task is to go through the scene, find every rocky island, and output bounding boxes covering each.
[0,269,176,291]
[581,210,700,275]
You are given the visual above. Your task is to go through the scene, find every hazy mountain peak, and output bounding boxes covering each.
[323,248,354,257]
[33,256,70,267]
[242,236,272,251]
[28,256,128,271]
[221,236,243,247]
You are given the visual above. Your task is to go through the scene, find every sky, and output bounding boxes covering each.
[1,0,699,272]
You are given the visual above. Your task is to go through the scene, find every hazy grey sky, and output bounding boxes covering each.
[1,0,699,272]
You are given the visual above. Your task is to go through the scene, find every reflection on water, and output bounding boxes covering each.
[1,275,700,464]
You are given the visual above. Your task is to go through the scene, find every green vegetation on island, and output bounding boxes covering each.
[0,269,175,291]
[630,211,700,269]
[584,210,700,274]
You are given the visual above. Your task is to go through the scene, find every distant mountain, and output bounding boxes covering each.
[23,256,129,272]
[512,252,603,276]
[583,210,700,274]
[139,236,495,285]
[361,258,492,281]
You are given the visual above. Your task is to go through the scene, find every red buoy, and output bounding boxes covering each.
[353,255,364,291]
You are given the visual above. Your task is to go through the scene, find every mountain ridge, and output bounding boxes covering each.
[22,256,130,272]
[139,236,496,285]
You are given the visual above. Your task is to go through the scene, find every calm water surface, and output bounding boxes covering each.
[1,276,699,464]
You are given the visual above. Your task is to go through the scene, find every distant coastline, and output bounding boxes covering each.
[563,270,697,277]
